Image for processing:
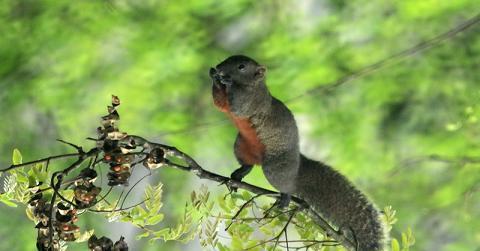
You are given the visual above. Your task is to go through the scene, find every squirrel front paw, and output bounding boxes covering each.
[230,165,253,183]
[210,67,222,86]
[230,169,246,182]
[221,165,254,193]
[210,67,233,86]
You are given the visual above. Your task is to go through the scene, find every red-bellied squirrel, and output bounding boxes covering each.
[209,55,386,251]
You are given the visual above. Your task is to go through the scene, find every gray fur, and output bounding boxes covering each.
[296,155,386,250]
[213,55,386,250]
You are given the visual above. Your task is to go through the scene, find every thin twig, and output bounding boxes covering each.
[88,198,149,213]
[224,193,270,231]
[273,209,296,251]
[1,153,81,172]
[96,186,114,205]
[245,208,298,250]
[287,12,480,102]
[120,173,152,209]
[56,139,84,153]
[389,154,480,177]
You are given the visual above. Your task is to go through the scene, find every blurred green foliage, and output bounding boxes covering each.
[0,0,479,250]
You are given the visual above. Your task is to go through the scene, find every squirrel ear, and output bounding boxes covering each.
[255,65,266,80]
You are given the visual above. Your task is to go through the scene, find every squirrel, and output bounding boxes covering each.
[209,55,386,251]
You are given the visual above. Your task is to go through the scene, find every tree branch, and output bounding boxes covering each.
[129,134,357,250]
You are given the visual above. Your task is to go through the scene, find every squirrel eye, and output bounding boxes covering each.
[238,64,245,71]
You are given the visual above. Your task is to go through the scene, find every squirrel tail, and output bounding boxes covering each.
[295,154,386,251]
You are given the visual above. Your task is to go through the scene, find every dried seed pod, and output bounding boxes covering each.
[88,235,114,251]
[35,221,49,231]
[114,155,133,164]
[59,232,77,242]
[57,222,80,242]
[28,182,43,194]
[111,95,120,106]
[28,192,43,207]
[102,110,120,121]
[35,221,51,250]
[110,165,121,172]
[119,147,131,154]
[56,202,71,215]
[149,148,165,164]
[97,126,105,135]
[102,139,120,154]
[56,212,73,223]
[118,137,136,153]
[110,164,130,173]
[113,236,128,251]
[76,168,98,184]
[59,223,79,233]
[104,154,113,162]
[36,235,57,251]
[33,201,51,224]
[74,185,101,209]
[107,106,116,114]
[107,131,127,140]
[142,148,166,169]
[107,171,131,186]
[101,119,116,129]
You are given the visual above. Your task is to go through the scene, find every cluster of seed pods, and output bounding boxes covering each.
[88,235,128,251]
[30,96,173,250]
[31,167,98,250]
[97,96,135,186]
[74,168,101,209]
[29,187,56,250]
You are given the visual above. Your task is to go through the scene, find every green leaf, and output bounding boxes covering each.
[12,149,22,165]
[391,238,400,251]
[29,164,48,184]
[146,214,164,225]
[0,195,17,207]
[136,231,150,240]
[153,228,171,239]
[216,243,228,251]
[401,232,408,249]
[241,190,252,200]
[25,207,35,221]
[402,227,415,249]
[16,173,28,183]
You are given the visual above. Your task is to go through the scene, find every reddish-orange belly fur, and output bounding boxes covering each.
[213,85,265,165]
[231,116,265,165]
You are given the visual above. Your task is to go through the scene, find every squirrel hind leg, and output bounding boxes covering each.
[276,193,291,209]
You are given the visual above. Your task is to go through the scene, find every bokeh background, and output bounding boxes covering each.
[1,0,479,250]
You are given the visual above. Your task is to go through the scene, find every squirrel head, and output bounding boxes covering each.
[210,55,266,87]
